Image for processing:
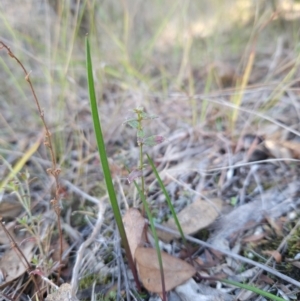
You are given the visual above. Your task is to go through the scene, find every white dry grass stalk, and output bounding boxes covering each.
[167,157,300,174]
[70,198,106,297]
[116,176,129,210]
[62,180,100,205]
[191,95,300,138]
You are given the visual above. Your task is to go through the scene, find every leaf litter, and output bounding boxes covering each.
[3,92,300,300]
[0,240,35,289]
[3,83,300,301]
[123,208,146,258]
[158,197,222,242]
[2,2,300,301]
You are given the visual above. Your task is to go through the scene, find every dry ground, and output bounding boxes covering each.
[1,1,300,300]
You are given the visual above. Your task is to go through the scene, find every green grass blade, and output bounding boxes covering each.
[85,36,140,289]
[146,154,187,246]
[133,180,166,300]
[221,279,286,301]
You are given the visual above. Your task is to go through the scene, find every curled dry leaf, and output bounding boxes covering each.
[242,232,265,243]
[262,250,282,263]
[160,198,222,242]
[0,241,35,289]
[135,247,196,293]
[123,208,145,258]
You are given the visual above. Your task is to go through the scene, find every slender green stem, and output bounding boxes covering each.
[140,143,145,214]
[147,154,187,246]
[134,181,167,301]
[130,108,166,300]
[85,36,140,291]
[221,279,286,301]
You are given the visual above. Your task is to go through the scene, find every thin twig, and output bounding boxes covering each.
[62,179,100,204]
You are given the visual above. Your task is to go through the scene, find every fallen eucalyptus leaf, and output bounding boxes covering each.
[123,208,145,258]
[159,198,222,242]
[135,247,196,293]
[0,241,35,289]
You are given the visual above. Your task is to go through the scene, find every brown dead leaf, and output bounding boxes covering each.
[204,249,215,266]
[52,236,70,266]
[280,140,300,159]
[265,216,283,237]
[135,247,196,293]
[0,200,23,219]
[159,198,222,242]
[259,274,275,285]
[123,208,145,258]
[194,257,204,266]
[0,223,17,245]
[264,140,293,160]
[262,250,282,263]
[0,241,35,289]
[290,261,300,269]
[242,232,265,243]
[210,61,237,88]
[0,227,10,244]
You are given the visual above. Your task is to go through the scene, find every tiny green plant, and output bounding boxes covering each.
[125,107,167,300]
[146,154,188,247]
[125,107,196,299]
[85,36,140,291]
[124,108,189,246]
[133,181,167,301]
[124,107,162,211]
